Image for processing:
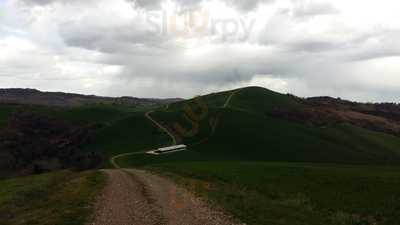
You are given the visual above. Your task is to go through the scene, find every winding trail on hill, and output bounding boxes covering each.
[110,109,177,169]
[111,89,241,165]
[89,169,242,225]
[210,89,241,135]
[91,98,244,225]
[223,89,241,108]
[146,110,177,145]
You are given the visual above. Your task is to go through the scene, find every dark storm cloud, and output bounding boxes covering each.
[287,40,341,52]
[132,0,274,11]
[20,0,55,5]
[20,0,93,5]
[59,21,166,54]
[2,0,400,101]
[292,2,339,18]
[133,0,161,9]
[223,0,275,11]
[133,0,200,11]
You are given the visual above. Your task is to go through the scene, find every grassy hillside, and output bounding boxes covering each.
[5,86,400,166]
[46,105,172,162]
[0,170,105,225]
[0,104,169,153]
[198,108,400,164]
[82,112,170,156]
[166,89,234,111]
[118,86,400,166]
[2,87,400,225]
[49,104,137,124]
[148,162,400,225]
[124,87,400,225]
[229,86,303,113]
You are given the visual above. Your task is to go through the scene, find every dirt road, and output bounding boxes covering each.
[89,92,245,225]
[88,169,242,225]
[88,170,163,225]
[110,151,147,169]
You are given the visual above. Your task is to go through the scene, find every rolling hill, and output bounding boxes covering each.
[118,86,400,167]
[117,86,400,225]
[0,88,181,107]
[2,86,400,225]
[3,86,400,175]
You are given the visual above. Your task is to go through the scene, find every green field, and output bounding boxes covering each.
[0,170,105,225]
[114,87,400,225]
[82,112,170,156]
[0,103,170,155]
[3,86,400,225]
[119,87,400,166]
[7,87,400,166]
[148,162,400,225]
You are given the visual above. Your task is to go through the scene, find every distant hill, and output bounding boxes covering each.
[3,86,400,178]
[0,88,182,107]
[139,86,400,165]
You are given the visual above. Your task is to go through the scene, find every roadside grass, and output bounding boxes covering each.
[0,170,106,225]
[148,162,400,225]
[115,150,235,168]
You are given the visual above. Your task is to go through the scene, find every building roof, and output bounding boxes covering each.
[157,144,187,151]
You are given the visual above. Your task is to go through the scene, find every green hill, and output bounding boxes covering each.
[3,87,400,225]
[119,86,400,166]
[115,87,400,225]
[229,86,303,112]
[4,87,400,166]
[82,112,170,156]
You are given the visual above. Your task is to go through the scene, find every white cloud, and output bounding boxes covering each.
[0,0,399,101]
[248,75,290,93]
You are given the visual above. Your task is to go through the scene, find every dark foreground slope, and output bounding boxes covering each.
[0,170,105,225]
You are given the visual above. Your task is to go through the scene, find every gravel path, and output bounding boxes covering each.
[88,169,242,225]
[88,170,164,225]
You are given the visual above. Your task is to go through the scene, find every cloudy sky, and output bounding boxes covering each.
[1,0,400,102]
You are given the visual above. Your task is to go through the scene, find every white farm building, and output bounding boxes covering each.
[147,144,187,155]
